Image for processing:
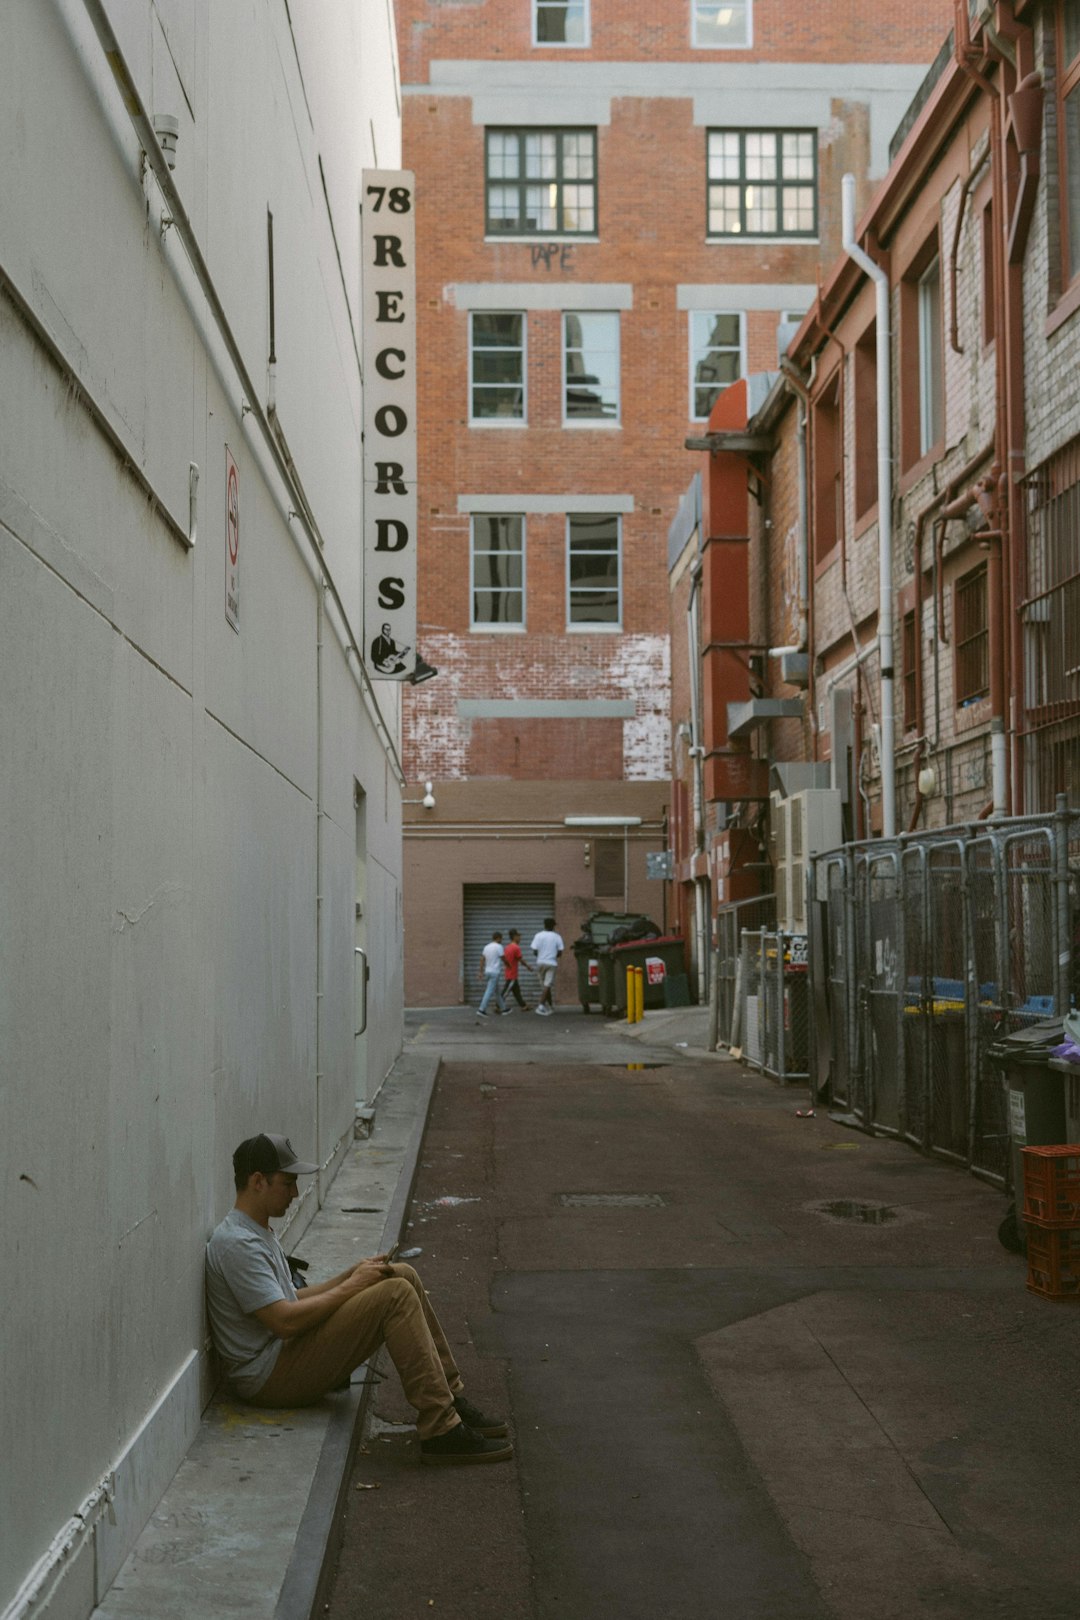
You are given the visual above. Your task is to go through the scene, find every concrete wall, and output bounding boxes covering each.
[0,3,403,1614]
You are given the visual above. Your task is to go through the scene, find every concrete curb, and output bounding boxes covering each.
[274,1053,441,1620]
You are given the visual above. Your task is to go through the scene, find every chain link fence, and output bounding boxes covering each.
[714,801,1080,1173]
[809,800,1080,1185]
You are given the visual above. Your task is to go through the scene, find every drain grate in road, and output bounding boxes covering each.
[558,1193,667,1208]
[814,1198,898,1225]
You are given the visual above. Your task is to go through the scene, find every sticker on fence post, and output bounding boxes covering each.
[362,169,417,680]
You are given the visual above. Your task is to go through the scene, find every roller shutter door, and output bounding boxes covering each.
[463,883,556,1006]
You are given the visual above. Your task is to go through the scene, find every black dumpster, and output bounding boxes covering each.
[571,912,657,1013]
[608,935,687,1015]
[988,1018,1068,1239]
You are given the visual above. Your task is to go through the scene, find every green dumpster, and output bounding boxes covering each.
[571,912,656,1013]
[608,935,687,1015]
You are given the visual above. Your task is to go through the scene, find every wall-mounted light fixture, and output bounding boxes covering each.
[403,780,436,808]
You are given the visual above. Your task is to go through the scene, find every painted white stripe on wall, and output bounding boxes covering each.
[677,284,817,311]
[451,283,634,310]
[458,699,636,718]
[458,494,635,514]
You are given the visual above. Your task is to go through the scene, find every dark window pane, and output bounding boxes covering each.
[569,590,619,623]
[569,514,618,549]
[473,552,523,590]
[475,515,523,550]
[473,313,523,346]
[473,589,524,625]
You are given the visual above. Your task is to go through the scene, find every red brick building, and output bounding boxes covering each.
[398,0,954,1005]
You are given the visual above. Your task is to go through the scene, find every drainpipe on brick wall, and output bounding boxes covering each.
[841,173,896,839]
[686,559,709,1005]
[776,358,810,658]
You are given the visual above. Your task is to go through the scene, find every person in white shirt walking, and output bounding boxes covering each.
[476,931,508,1019]
[530,917,564,1015]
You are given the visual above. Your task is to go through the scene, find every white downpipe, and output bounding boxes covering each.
[771,362,810,658]
[842,172,896,839]
[991,718,1008,816]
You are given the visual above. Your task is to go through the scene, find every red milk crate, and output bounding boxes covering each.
[1025,1225,1080,1302]
[1021,1144,1080,1228]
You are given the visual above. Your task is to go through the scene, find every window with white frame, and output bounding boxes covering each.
[534,0,589,45]
[692,1,751,47]
[707,129,817,237]
[470,313,526,422]
[471,514,525,628]
[567,513,620,626]
[918,255,943,455]
[564,312,619,422]
[486,129,597,235]
[689,311,744,419]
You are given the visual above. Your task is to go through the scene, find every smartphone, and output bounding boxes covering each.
[384,1241,400,1264]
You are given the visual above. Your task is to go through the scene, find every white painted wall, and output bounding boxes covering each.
[0,3,404,1614]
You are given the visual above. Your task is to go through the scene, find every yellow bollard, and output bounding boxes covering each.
[634,965,645,1022]
[625,966,636,1022]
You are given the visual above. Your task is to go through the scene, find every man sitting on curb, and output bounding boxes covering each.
[205,1133,512,1466]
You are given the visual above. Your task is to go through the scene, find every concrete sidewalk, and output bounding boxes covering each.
[92,1003,732,1620]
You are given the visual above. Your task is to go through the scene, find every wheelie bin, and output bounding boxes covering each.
[608,935,687,1016]
[988,1018,1068,1240]
[572,912,650,1013]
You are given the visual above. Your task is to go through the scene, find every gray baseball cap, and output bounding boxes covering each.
[233,1133,319,1180]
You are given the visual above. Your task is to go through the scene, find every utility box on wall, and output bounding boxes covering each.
[771,788,843,932]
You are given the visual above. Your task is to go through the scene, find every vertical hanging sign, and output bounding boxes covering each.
[225,446,240,632]
[362,170,417,679]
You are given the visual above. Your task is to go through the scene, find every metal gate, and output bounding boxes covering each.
[862,851,902,1135]
[462,883,555,1006]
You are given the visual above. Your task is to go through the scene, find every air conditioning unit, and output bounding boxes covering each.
[773,788,843,933]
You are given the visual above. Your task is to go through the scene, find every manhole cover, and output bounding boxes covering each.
[813,1199,898,1225]
[558,1193,667,1208]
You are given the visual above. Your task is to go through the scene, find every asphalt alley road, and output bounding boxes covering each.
[326,1039,1080,1620]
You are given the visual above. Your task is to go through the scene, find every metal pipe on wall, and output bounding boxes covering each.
[841,172,896,839]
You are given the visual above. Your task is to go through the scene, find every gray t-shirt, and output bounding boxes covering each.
[205,1209,297,1395]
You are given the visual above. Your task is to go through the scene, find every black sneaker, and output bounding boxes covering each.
[453,1394,509,1437]
[420,1422,513,1466]
[475,1009,488,1019]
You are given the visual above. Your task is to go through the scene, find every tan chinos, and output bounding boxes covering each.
[248,1263,464,1439]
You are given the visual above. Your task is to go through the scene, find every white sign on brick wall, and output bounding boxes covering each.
[362,170,417,680]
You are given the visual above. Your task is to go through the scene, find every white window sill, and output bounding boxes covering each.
[706,235,820,246]
[484,235,600,245]
[562,419,621,430]
[469,419,529,429]
[470,623,527,634]
[565,622,623,633]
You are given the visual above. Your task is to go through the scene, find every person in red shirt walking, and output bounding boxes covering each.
[502,929,528,1010]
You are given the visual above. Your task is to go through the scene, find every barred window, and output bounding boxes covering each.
[707,129,816,237]
[955,564,989,705]
[1057,0,1080,284]
[486,129,596,236]
[902,610,918,732]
